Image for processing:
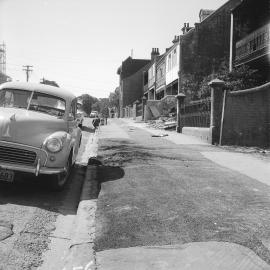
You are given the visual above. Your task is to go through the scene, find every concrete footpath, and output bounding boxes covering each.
[68,118,270,270]
[121,118,270,186]
[63,130,99,270]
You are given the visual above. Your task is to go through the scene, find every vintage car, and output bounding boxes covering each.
[0,82,82,190]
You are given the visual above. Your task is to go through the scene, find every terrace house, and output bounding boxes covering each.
[165,36,180,96]
[180,0,241,99]
[155,54,166,100]
[231,0,270,81]
[117,56,150,117]
[144,48,160,100]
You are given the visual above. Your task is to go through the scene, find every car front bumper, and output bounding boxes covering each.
[0,141,67,176]
[0,162,66,176]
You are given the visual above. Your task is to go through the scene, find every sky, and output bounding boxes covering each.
[0,0,226,98]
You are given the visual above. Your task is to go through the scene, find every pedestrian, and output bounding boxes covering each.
[92,117,100,131]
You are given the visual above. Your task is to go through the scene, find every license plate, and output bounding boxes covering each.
[0,169,14,183]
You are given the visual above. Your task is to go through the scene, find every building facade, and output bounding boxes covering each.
[155,55,166,100]
[180,0,242,95]
[143,48,160,100]
[231,0,270,82]
[117,57,150,117]
[166,37,180,96]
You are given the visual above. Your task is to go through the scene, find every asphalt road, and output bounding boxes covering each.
[94,119,270,266]
[0,120,93,270]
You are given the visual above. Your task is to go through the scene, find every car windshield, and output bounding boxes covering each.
[29,92,66,117]
[0,88,66,117]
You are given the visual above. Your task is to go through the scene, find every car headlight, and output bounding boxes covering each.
[45,137,63,153]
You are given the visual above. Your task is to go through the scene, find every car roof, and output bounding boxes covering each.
[0,81,76,101]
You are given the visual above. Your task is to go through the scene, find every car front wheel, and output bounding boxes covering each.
[50,154,72,191]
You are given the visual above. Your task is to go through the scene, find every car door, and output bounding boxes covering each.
[68,99,81,160]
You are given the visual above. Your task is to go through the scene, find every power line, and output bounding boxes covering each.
[22,65,33,82]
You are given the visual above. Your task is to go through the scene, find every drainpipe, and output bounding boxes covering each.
[219,89,227,145]
[178,36,182,95]
[229,12,234,72]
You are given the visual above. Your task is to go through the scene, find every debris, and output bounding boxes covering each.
[151,134,169,137]
[146,116,176,130]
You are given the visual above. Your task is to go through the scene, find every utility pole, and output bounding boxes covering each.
[0,42,6,74]
[22,65,33,82]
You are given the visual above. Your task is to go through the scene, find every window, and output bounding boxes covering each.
[168,54,172,71]
[172,49,177,67]
[29,92,66,117]
[69,99,77,118]
[0,89,31,109]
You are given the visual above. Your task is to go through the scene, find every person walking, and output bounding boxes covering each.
[92,117,100,131]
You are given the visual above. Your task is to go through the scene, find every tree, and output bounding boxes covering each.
[181,63,262,101]
[40,78,59,87]
[80,94,98,116]
[0,72,11,84]
[109,88,120,108]
[199,64,262,99]
[92,98,110,117]
[108,87,120,116]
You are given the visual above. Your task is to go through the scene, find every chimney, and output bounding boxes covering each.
[181,22,192,34]
[199,9,215,22]
[151,48,160,60]
[172,35,180,44]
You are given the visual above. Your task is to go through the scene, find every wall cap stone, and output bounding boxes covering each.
[208,78,225,87]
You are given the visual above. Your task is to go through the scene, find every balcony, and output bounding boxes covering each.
[235,23,270,65]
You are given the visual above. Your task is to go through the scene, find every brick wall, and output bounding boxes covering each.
[122,68,144,108]
[222,82,270,147]
[181,0,241,77]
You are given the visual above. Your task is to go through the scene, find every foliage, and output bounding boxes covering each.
[181,73,202,102]
[108,88,120,108]
[92,98,110,117]
[181,63,262,100]
[80,94,98,116]
[40,78,59,87]
[0,72,11,84]
[199,64,262,99]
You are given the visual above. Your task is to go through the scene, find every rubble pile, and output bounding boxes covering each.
[146,116,177,130]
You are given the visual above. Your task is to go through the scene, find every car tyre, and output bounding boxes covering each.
[50,154,72,191]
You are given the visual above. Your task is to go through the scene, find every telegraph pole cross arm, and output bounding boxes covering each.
[22,65,33,82]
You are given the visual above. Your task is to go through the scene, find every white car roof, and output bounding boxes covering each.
[0,81,76,102]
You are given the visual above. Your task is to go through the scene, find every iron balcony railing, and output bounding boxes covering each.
[235,23,270,62]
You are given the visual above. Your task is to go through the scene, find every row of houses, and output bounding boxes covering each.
[116,0,270,119]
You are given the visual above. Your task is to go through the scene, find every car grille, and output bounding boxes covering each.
[0,145,37,165]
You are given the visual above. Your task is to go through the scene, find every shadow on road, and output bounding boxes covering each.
[0,164,86,216]
[97,165,125,183]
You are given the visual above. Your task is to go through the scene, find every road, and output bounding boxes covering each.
[94,118,270,269]
[0,118,94,270]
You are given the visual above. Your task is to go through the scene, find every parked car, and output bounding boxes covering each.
[90,111,98,118]
[0,82,82,190]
